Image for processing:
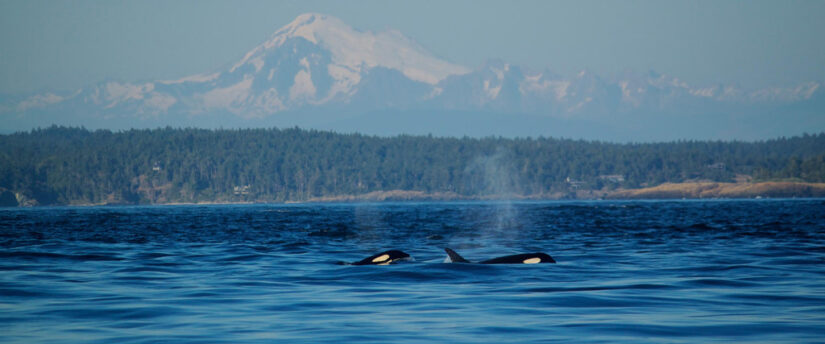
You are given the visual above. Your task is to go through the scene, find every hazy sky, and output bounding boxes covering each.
[1,0,823,94]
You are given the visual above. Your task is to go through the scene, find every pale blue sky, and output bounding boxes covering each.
[1,0,823,94]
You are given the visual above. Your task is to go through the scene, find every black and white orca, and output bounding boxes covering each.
[342,250,412,265]
[444,248,556,264]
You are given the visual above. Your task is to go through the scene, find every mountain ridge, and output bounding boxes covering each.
[2,13,822,141]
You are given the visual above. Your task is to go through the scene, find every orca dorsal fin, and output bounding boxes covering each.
[444,248,471,263]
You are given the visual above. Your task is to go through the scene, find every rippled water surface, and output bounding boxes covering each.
[2,200,824,343]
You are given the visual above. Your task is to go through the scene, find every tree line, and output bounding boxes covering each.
[1,126,823,205]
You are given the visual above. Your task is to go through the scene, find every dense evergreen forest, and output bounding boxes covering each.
[1,126,824,205]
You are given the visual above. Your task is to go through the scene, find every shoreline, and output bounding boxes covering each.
[5,182,825,207]
[605,181,825,200]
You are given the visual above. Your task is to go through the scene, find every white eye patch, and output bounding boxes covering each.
[522,257,541,264]
[371,254,390,263]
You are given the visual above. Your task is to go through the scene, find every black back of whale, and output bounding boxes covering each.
[349,250,411,265]
[445,248,556,264]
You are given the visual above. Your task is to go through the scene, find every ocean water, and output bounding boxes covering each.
[1,200,824,343]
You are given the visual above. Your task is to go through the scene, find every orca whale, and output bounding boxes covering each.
[342,250,412,265]
[444,248,556,264]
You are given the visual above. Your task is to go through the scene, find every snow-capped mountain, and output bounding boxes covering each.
[2,13,823,141]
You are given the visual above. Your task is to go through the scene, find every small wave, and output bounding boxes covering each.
[525,283,675,293]
[682,278,758,287]
[0,251,122,261]
[219,254,266,262]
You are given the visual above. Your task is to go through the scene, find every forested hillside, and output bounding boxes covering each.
[1,126,824,205]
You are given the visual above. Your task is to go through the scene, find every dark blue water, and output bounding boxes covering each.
[2,200,824,343]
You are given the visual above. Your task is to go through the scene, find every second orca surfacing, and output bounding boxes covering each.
[340,250,412,265]
[444,248,556,264]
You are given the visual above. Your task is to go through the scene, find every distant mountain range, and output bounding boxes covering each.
[2,13,823,141]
